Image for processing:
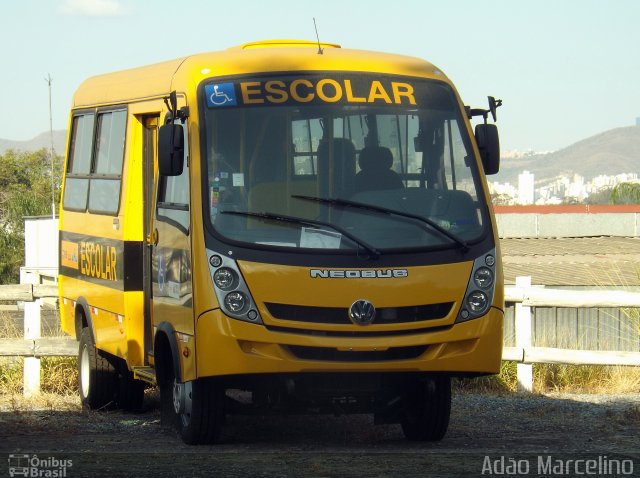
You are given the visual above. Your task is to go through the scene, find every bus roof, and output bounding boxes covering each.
[72,40,448,108]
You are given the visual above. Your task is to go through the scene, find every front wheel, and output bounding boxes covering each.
[160,364,224,444]
[78,327,117,409]
[401,375,451,441]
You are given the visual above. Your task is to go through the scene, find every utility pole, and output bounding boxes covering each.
[45,74,55,219]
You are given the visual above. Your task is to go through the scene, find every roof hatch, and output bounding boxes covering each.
[234,39,341,50]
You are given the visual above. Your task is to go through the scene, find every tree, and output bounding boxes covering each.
[584,187,613,205]
[0,148,63,284]
[611,182,640,205]
[562,196,581,205]
[490,192,513,206]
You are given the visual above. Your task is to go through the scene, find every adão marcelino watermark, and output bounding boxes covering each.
[482,455,634,476]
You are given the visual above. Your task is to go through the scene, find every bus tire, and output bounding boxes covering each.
[401,375,451,441]
[117,370,145,411]
[78,327,117,409]
[160,363,224,444]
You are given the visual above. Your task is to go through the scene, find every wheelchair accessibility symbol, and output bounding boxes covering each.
[205,83,237,107]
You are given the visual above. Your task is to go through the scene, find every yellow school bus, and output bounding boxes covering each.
[59,39,504,444]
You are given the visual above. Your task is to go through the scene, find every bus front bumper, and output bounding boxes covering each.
[194,307,503,378]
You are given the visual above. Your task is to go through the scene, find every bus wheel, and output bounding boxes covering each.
[161,365,224,444]
[116,370,145,411]
[401,376,451,441]
[78,327,117,409]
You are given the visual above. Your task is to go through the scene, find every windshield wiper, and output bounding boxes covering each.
[292,195,469,252]
[220,210,381,259]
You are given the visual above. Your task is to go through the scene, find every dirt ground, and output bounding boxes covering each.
[1,391,639,478]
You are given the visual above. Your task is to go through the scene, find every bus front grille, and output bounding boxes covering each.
[286,345,428,362]
[264,302,453,325]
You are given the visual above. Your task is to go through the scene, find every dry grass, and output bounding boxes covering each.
[0,391,80,412]
[621,306,640,343]
[40,356,78,394]
[534,363,640,393]
[455,361,519,394]
[456,361,640,394]
[0,309,21,336]
[1,356,78,397]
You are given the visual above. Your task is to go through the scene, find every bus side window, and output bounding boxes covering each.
[87,110,127,215]
[62,113,95,211]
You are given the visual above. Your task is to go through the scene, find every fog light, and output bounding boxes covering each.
[213,267,237,290]
[467,291,488,313]
[225,291,247,313]
[474,267,494,289]
[209,254,222,267]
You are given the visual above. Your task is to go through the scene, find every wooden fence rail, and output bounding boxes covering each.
[0,284,58,302]
[0,283,71,396]
[1,279,640,395]
[505,276,640,392]
[0,337,76,357]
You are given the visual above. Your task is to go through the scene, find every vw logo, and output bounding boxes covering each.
[349,299,376,325]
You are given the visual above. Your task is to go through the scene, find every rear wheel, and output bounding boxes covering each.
[401,376,451,441]
[78,327,117,409]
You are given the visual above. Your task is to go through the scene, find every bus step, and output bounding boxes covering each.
[132,366,156,385]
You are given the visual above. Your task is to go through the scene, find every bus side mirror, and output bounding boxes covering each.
[158,123,184,176]
[475,123,500,175]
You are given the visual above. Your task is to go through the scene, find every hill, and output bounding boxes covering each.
[0,130,67,155]
[494,125,640,185]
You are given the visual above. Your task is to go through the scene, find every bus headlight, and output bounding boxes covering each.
[467,291,488,313]
[224,291,247,313]
[473,267,494,289]
[207,249,263,324]
[456,249,497,323]
[213,267,238,290]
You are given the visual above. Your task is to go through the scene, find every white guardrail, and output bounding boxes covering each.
[1,278,639,395]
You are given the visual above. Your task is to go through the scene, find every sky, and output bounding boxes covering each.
[1,0,639,152]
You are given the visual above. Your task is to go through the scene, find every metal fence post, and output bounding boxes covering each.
[515,276,533,392]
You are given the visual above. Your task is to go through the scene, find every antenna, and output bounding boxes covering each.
[45,74,55,219]
[313,18,323,55]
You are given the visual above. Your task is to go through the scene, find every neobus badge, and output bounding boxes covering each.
[310,269,408,278]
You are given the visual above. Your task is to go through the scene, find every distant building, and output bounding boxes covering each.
[636,117,640,126]
[518,170,535,205]
[566,174,588,202]
[494,170,640,205]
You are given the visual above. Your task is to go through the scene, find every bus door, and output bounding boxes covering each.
[151,114,194,359]
[142,115,159,360]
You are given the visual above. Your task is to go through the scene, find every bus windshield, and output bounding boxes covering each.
[202,74,486,252]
